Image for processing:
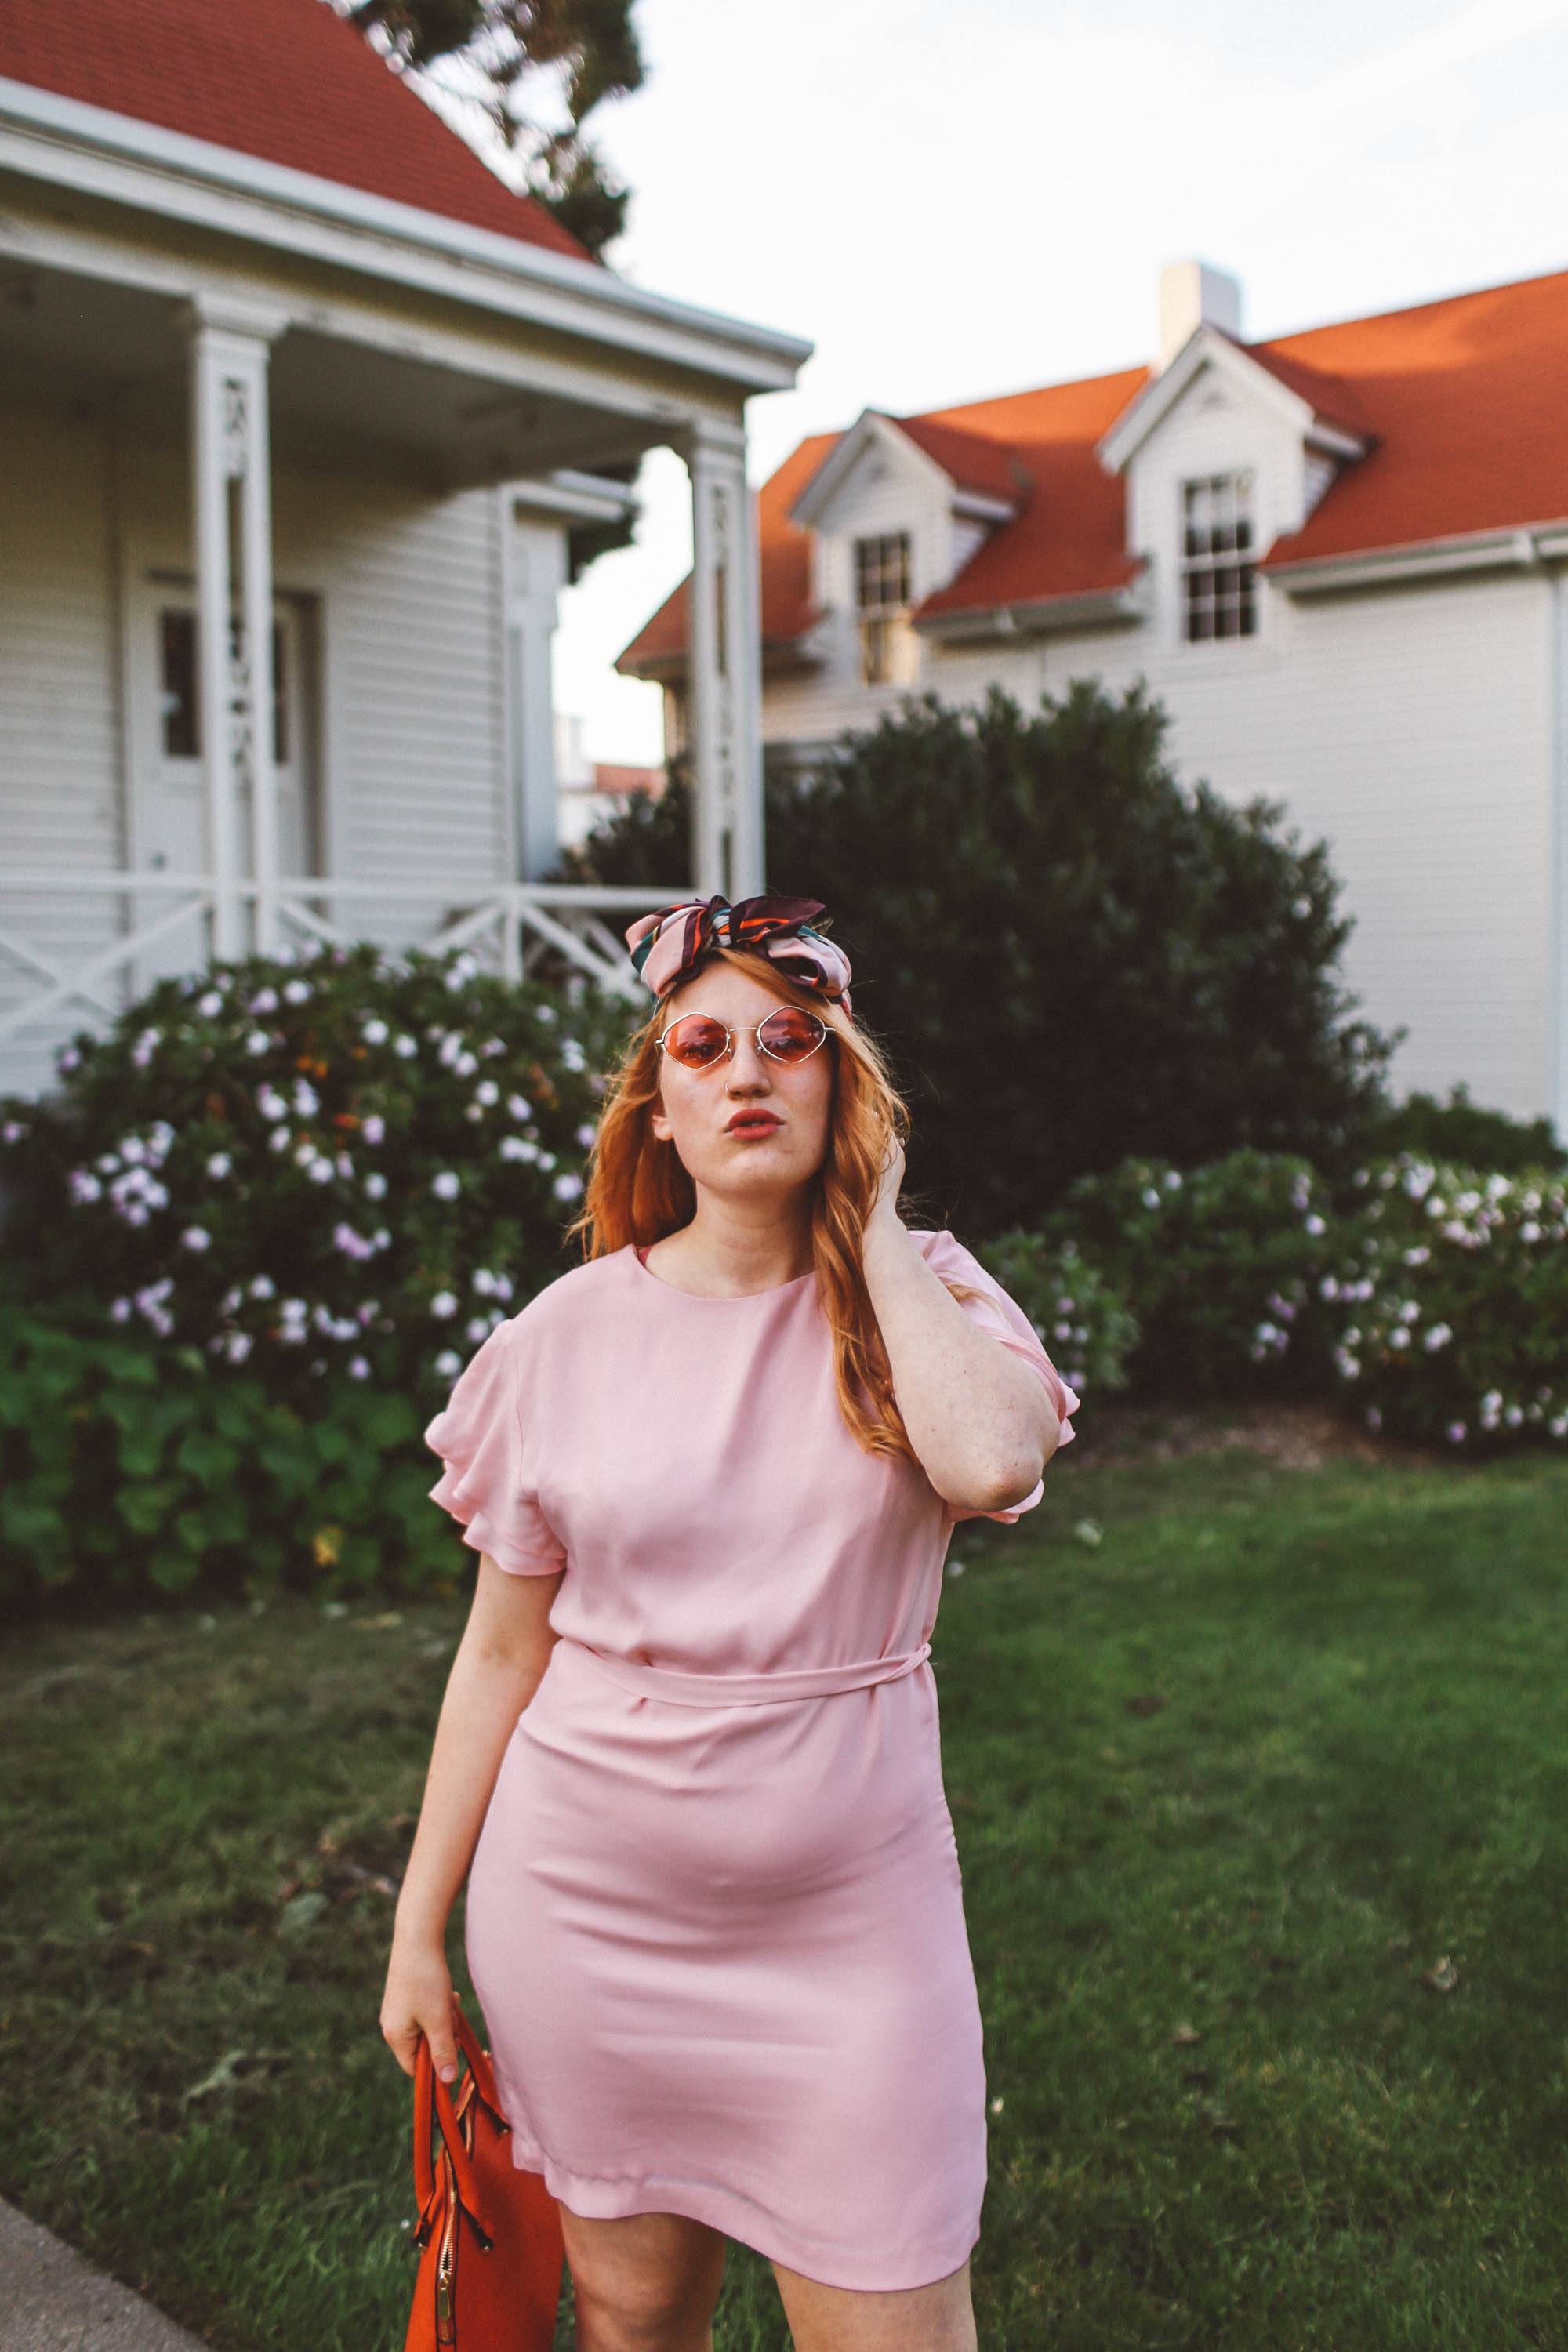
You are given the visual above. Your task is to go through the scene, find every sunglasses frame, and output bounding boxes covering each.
[655,1006,833,1072]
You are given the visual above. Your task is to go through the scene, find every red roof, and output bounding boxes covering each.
[0,0,593,265]
[618,263,1568,669]
[906,369,1148,617]
[887,412,1032,507]
[1261,270,1568,568]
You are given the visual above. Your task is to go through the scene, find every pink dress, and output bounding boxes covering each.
[424,1227,1080,2292]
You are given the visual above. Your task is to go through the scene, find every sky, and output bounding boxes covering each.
[430,0,1568,766]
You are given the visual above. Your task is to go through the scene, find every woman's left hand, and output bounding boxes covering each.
[870,1130,906,1228]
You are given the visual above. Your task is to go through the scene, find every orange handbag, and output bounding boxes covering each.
[404,1998,566,2352]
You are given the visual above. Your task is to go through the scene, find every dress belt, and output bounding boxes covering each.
[561,1635,933,1709]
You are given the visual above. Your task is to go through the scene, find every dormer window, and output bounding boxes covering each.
[1181,471,1256,641]
[855,530,913,684]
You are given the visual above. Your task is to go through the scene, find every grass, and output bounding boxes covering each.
[3,1438,1566,2350]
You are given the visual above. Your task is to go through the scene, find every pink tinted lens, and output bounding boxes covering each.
[664,1015,728,1068]
[760,1010,826,1060]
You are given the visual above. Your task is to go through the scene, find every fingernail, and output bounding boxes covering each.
[439,2064,458,2082]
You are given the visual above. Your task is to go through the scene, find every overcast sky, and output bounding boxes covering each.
[436,0,1568,764]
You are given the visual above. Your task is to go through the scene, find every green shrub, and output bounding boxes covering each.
[1360,1085,1568,1174]
[567,681,1395,1227]
[0,942,633,1406]
[0,1301,472,1610]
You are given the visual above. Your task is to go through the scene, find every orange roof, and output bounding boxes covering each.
[1262,270,1568,568]
[888,412,1033,507]
[0,0,593,265]
[906,368,1148,616]
[617,263,1568,670]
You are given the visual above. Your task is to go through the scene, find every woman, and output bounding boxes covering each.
[380,891,1079,2352]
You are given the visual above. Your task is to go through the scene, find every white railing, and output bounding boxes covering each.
[0,870,671,1076]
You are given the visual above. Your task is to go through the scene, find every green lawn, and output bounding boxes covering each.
[4,1441,1566,2350]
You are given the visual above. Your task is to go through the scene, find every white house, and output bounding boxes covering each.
[620,260,1568,1134]
[0,0,809,1094]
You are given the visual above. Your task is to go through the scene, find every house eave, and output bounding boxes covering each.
[1305,419,1373,463]
[913,578,1149,642]
[510,468,639,525]
[0,73,814,394]
[951,487,1023,524]
[619,631,826,684]
[1263,521,1568,596]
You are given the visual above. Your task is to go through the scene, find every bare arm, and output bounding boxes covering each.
[380,1553,564,2081]
[860,1146,1061,1516]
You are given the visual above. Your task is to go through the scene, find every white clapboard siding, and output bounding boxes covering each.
[1029,573,1552,1120]
[0,401,127,1095]
[270,464,509,931]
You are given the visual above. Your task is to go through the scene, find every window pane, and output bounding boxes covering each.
[1181,474,1257,644]
[159,610,198,757]
[855,531,912,615]
[273,619,289,766]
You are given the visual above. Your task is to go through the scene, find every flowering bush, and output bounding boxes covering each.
[1033,1147,1568,1451]
[1041,1151,1348,1396]
[0,942,633,1405]
[971,1229,1138,1399]
[1318,1156,1568,1450]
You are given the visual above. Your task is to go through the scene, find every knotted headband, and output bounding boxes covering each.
[624,893,853,1014]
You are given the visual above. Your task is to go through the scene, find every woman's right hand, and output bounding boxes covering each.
[381,1936,463,2083]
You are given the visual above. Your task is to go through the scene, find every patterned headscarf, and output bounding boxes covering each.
[624,893,853,1014]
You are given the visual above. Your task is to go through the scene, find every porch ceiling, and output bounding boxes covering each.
[0,253,670,488]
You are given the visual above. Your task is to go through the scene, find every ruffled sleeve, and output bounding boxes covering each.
[424,1319,568,1577]
[917,1226,1080,1524]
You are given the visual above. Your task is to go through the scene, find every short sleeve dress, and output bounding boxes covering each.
[425,1227,1080,2293]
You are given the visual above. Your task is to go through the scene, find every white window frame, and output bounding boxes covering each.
[854,530,914,685]
[1180,470,1258,644]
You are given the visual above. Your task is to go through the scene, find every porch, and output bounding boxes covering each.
[0,74,810,1090]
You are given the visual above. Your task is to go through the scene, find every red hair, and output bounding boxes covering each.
[561,946,984,1465]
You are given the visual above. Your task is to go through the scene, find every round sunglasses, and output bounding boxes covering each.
[656,1006,832,1072]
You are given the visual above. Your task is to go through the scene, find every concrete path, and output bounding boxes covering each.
[0,2198,210,2351]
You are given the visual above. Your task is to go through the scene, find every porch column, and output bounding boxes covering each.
[505,506,569,890]
[181,297,283,959]
[683,415,766,898]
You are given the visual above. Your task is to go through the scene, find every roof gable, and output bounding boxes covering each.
[0,0,593,265]
[1097,324,1373,475]
[787,408,954,531]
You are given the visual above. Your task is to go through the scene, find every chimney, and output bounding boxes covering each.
[1156,260,1243,372]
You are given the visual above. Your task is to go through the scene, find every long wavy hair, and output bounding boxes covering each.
[561,945,985,1466]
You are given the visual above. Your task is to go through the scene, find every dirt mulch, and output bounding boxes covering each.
[1065,1396,1436,1471]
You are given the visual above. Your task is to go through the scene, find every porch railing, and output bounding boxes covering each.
[0,870,670,1073]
